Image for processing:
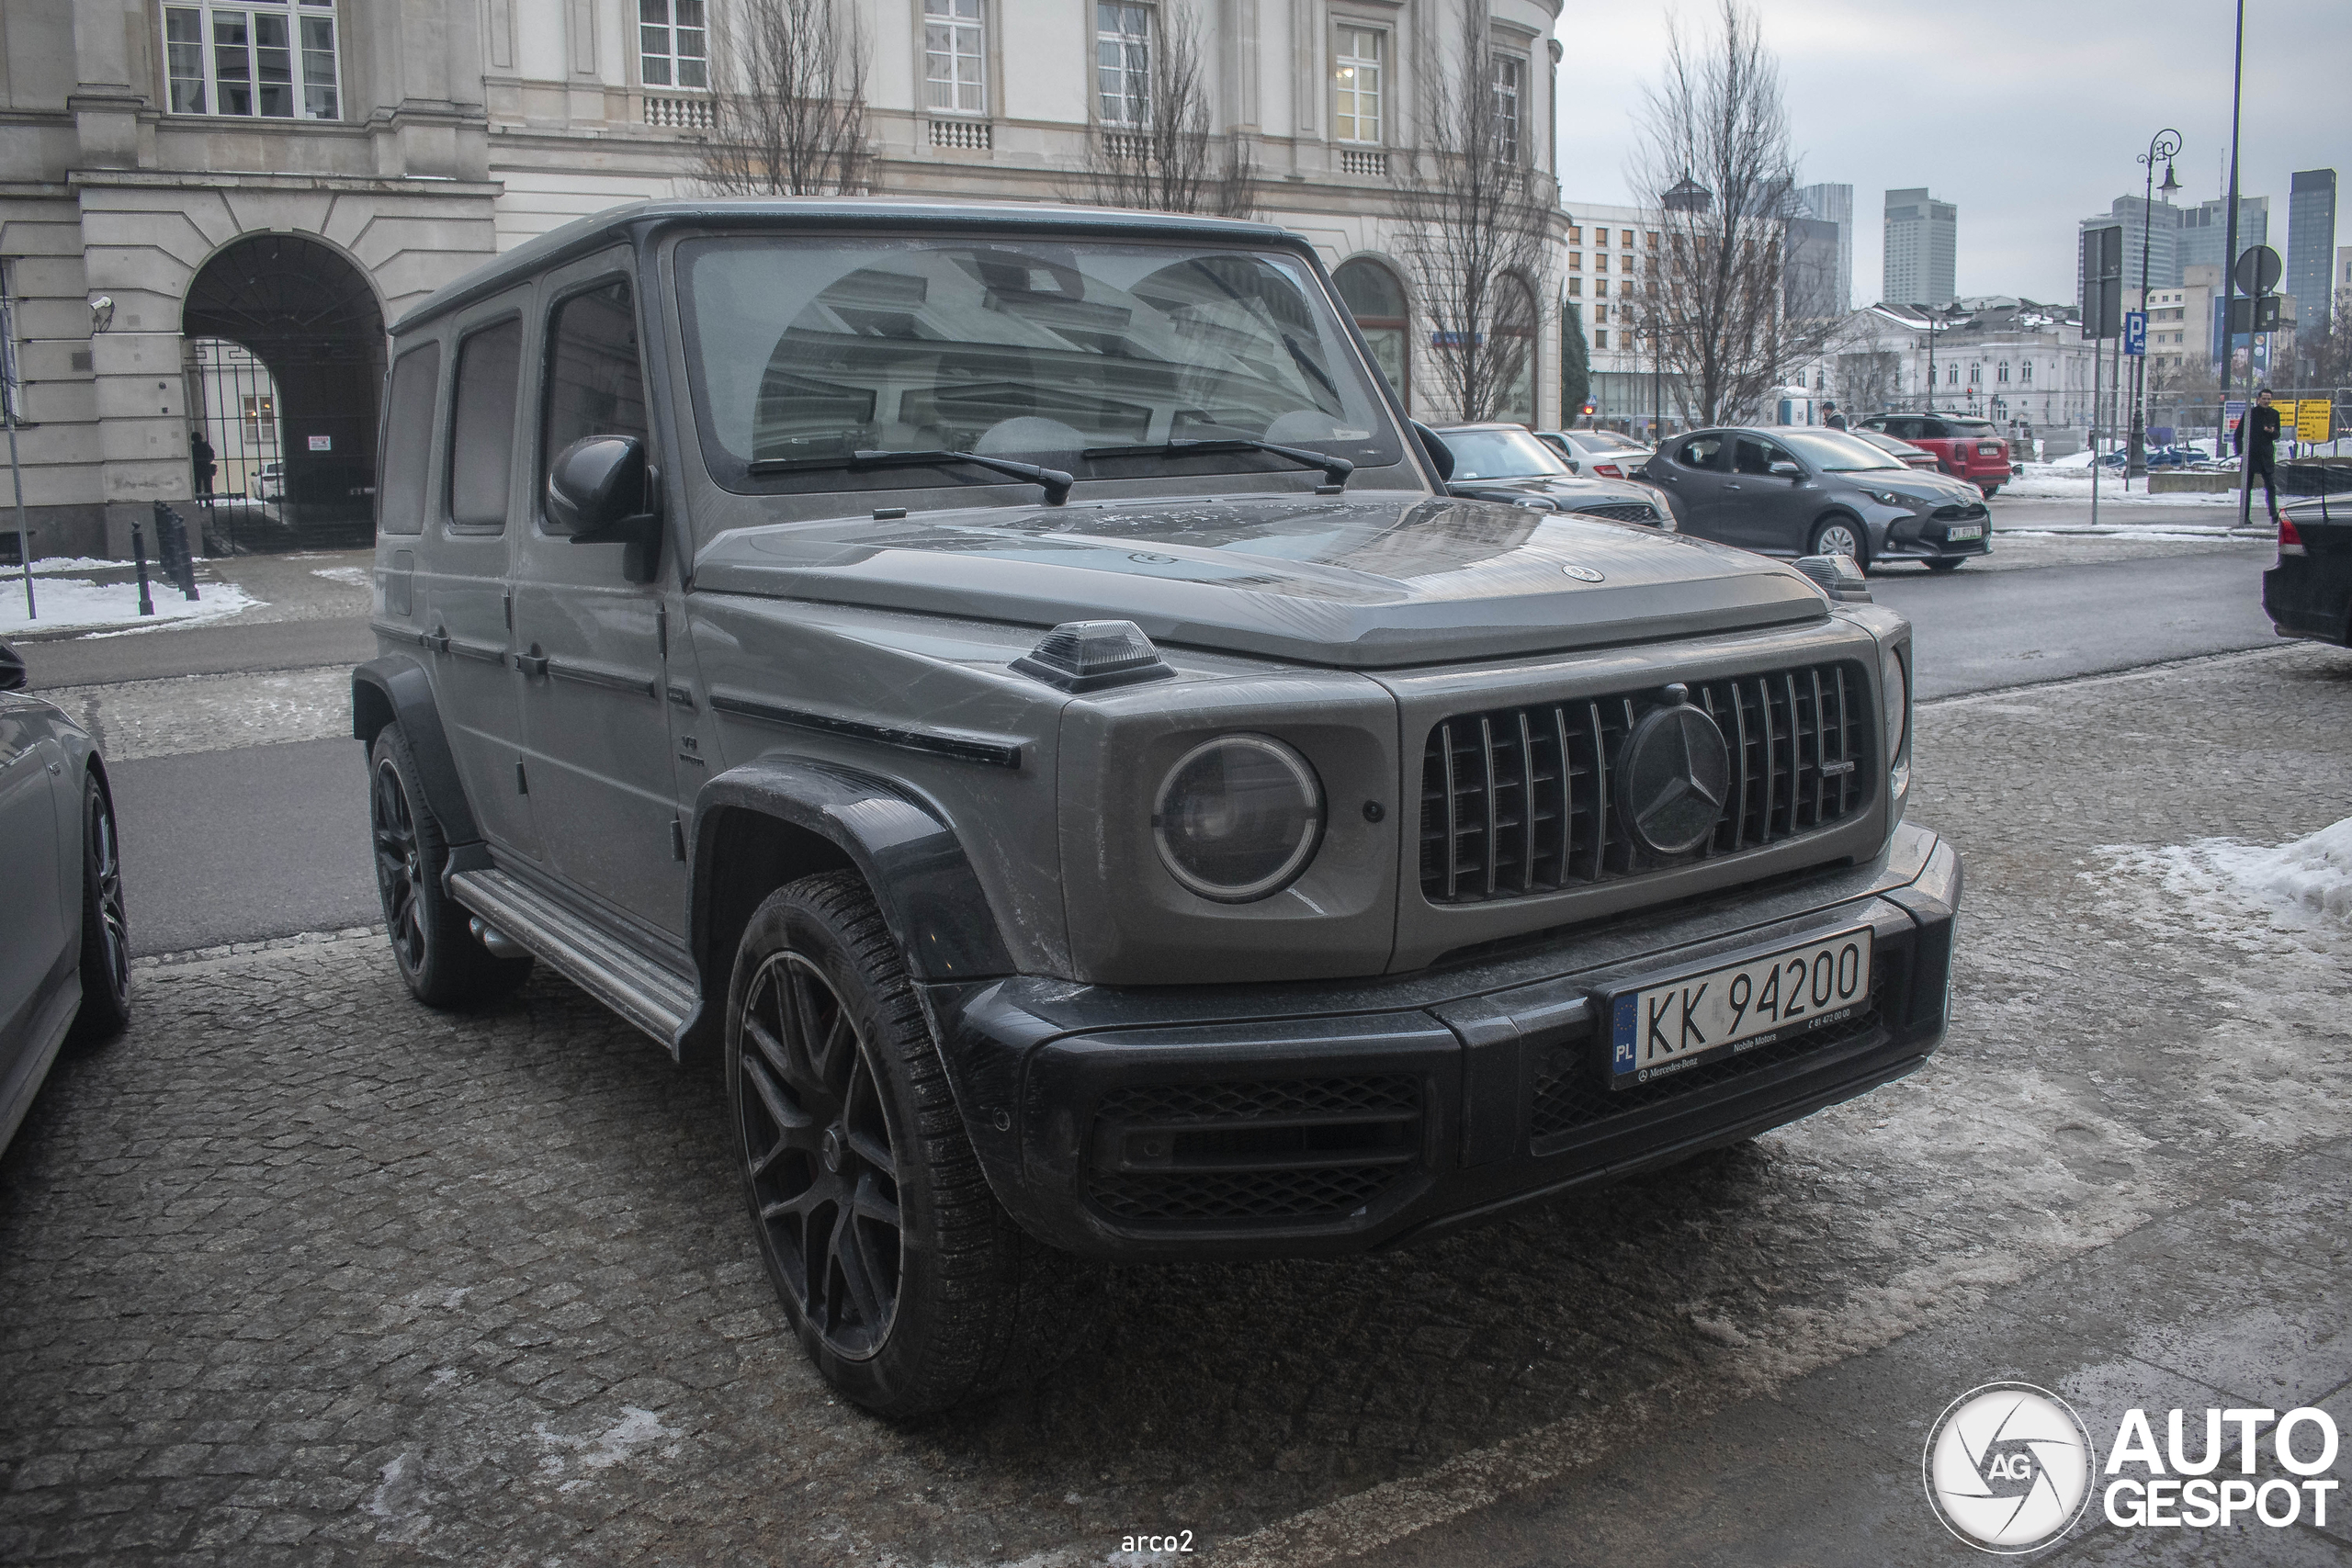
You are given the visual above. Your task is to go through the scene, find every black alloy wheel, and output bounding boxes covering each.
[69,772,131,1043]
[736,947,904,1359]
[367,724,531,1008]
[726,872,1098,1417]
[372,752,428,975]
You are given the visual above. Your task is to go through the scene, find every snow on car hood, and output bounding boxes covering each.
[691,492,1826,669]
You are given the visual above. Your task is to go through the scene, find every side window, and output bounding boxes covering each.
[1675,434,1724,468]
[1920,420,1951,440]
[447,319,524,531]
[542,279,649,493]
[1733,437,1789,475]
[378,341,440,536]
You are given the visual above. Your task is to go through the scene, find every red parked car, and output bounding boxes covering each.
[1857,412,2013,498]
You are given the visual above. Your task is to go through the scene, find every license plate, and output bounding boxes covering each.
[1946,523,1984,540]
[1977,443,2001,455]
[1607,928,1875,1088]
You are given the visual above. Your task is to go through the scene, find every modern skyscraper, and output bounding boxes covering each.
[2084,195,2182,293]
[1786,218,1843,319]
[2288,169,2337,344]
[1795,182,1854,314]
[1883,188,1958,307]
[2175,196,2268,280]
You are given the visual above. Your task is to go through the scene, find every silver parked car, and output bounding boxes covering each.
[0,638,130,1155]
[1537,427,1656,479]
[1642,426,1993,572]
[356,199,1960,1417]
[1432,423,1677,526]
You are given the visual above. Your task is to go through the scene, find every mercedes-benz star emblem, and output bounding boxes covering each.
[1616,695,1732,855]
[1561,564,1607,583]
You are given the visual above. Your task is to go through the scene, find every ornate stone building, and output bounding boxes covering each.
[1,0,1566,558]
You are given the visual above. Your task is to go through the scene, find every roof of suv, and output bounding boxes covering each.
[390,197,1308,334]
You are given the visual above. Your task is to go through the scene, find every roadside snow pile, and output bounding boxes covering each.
[311,566,372,588]
[2003,464,2240,505]
[2101,817,2352,932]
[0,576,257,635]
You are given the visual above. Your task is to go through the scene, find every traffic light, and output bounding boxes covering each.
[1579,400,1598,418]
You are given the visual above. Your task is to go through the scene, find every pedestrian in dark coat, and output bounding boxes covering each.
[1823,401,1848,431]
[189,430,217,502]
[2233,389,2282,522]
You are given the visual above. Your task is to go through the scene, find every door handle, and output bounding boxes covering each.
[515,648,549,677]
[424,627,451,654]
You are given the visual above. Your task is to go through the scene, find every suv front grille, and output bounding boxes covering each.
[1419,662,1872,905]
[1085,1076,1422,1225]
[1568,502,1662,525]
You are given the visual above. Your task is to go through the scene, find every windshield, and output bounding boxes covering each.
[677,235,1404,496]
[1442,428,1572,479]
[1575,430,1645,453]
[1779,430,1907,472]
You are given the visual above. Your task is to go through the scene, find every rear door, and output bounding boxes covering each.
[508,252,692,938]
[1652,432,1732,538]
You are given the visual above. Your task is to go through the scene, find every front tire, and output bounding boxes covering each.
[1979,485,2000,500]
[67,771,130,1044]
[368,724,531,1008]
[1809,516,1870,572]
[727,871,1094,1418]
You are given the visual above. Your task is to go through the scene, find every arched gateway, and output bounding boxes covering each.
[181,233,386,548]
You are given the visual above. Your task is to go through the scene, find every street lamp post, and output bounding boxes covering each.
[2128,129,2183,490]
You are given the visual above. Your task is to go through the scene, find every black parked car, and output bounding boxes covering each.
[1641,427,1993,572]
[1430,423,1677,527]
[2264,495,2350,646]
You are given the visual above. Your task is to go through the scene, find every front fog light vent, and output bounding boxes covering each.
[1011,619,1175,694]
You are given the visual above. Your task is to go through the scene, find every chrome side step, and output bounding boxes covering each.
[447,868,697,1053]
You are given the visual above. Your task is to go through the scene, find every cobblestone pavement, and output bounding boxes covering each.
[1,645,2348,1567]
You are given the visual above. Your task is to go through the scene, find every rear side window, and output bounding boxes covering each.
[448,319,524,531]
[543,279,649,488]
[378,342,440,536]
[1675,434,1724,468]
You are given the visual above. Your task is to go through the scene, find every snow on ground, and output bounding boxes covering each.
[2003,463,2244,505]
[310,566,372,588]
[18,556,133,575]
[0,576,259,636]
[2099,817,2352,932]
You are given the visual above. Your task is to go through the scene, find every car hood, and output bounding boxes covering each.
[692,491,1826,669]
[1843,472,1983,506]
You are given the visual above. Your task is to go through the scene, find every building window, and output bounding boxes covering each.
[1595,304,1609,324]
[1566,277,1581,297]
[1593,330,1607,349]
[923,0,986,114]
[163,0,342,119]
[2021,360,2034,383]
[639,0,707,89]
[1334,26,1383,143]
[1968,362,1981,385]
[1335,257,1409,412]
[1566,252,1581,272]
[1096,3,1151,127]
[1490,55,1523,160]
[1621,230,1635,248]
[1566,226,1581,243]
[1646,231,1660,249]
[1619,280,1632,297]
[1594,253,1608,273]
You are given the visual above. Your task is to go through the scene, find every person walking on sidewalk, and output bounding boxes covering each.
[2233,388,2283,523]
[1822,401,1849,431]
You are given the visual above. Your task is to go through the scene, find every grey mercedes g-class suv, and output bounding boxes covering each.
[355,199,1960,1417]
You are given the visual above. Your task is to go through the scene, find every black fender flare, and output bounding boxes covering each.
[352,656,482,846]
[689,757,1014,992]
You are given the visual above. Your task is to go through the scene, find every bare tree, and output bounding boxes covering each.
[1389,6,1555,423]
[1077,2,1254,216]
[700,0,871,197]
[1628,1,1836,425]
[2308,288,2352,389]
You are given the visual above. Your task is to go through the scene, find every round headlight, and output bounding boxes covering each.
[1882,643,1909,765]
[1152,735,1324,902]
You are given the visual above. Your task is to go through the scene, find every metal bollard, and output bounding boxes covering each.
[152,501,200,600]
[131,522,155,616]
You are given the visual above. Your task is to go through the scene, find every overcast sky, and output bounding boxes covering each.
[1552,0,2352,304]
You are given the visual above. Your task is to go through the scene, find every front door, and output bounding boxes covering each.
[1654,432,1733,540]
[0,705,70,1069]
[1725,433,1807,552]
[508,256,690,939]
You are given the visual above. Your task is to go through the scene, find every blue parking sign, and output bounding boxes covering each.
[2123,310,2146,356]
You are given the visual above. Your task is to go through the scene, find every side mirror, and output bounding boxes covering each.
[547,435,662,578]
[0,638,24,693]
[1770,460,1804,479]
[1411,421,1456,483]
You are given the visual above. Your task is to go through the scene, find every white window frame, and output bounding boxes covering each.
[639,0,708,91]
[1491,53,1524,161]
[162,0,342,121]
[924,0,987,116]
[1333,24,1384,145]
[1095,3,1152,129]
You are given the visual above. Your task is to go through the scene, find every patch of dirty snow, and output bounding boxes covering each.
[2102,817,2352,931]
[535,1405,678,1488]
[0,577,258,635]
[311,565,373,588]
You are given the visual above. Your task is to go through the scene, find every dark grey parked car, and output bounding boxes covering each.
[1642,427,1992,572]
[0,638,130,1156]
[356,198,1961,1417]
[1432,423,1676,527]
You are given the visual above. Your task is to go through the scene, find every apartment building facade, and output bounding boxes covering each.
[0,0,1566,558]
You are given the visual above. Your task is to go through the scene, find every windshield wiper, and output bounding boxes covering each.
[1081,438,1354,491]
[745,448,1073,505]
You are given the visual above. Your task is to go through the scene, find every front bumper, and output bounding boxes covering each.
[928,823,1961,1260]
